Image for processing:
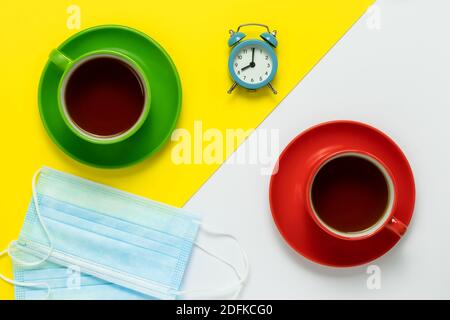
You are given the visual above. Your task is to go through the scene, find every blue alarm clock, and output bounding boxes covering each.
[227,23,278,94]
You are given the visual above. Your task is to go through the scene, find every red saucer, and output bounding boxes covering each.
[269,121,415,267]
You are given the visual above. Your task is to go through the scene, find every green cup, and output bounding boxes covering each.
[49,49,151,145]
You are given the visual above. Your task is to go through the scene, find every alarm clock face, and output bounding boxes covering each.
[229,40,277,89]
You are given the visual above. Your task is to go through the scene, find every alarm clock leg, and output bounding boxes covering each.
[267,83,277,94]
[227,82,237,94]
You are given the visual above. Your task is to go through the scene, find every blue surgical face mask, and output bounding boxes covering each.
[0,167,248,300]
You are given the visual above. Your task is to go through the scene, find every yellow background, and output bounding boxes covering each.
[0,0,373,299]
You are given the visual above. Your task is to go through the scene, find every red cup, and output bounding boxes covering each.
[305,150,408,241]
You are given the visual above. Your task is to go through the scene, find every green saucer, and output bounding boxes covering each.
[38,25,182,168]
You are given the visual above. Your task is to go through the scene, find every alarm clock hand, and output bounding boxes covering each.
[241,64,252,71]
[241,48,256,71]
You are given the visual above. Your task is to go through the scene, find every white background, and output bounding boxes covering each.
[182,0,450,299]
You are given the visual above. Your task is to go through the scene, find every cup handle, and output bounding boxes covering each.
[385,216,408,237]
[49,49,72,70]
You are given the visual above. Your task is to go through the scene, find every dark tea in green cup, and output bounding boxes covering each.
[50,49,151,144]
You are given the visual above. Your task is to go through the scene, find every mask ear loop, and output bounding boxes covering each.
[0,168,53,299]
[0,252,51,300]
[173,223,250,299]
